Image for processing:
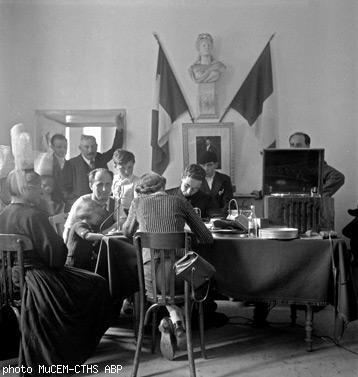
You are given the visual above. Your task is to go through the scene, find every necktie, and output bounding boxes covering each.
[89,159,95,170]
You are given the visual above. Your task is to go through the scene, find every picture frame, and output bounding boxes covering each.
[182,122,234,180]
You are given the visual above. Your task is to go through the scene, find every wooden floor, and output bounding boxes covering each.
[2,301,358,377]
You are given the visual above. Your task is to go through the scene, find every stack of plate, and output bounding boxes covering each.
[259,227,298,239]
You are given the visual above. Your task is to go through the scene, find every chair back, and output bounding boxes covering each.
[49,212,66,237]
[134,232,189,306]
[0,234,32,307]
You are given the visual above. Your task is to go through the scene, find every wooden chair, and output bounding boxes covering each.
[0,233,32,358]
[131,232,206,377]
[48,212,67,237]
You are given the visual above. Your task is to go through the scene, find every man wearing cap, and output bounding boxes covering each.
[198,151,234,212]
[63,114,124,211]
[166,164,218,219]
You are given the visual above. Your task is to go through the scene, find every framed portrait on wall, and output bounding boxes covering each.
[182,122,234,180]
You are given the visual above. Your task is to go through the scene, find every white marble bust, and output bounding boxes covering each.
[189,33,226,84]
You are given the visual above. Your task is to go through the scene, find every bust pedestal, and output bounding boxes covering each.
[197,82,218,119]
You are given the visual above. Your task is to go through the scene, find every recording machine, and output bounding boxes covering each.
[262,148,334,233]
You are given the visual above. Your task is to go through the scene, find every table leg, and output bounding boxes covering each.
[290,304,297,326]
[304,305,313,352]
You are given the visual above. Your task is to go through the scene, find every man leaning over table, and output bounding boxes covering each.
[167,164,229,327]
[166,163,219,219]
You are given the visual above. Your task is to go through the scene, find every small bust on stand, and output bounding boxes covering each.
[189,33,226,84]
[189,33,226,118]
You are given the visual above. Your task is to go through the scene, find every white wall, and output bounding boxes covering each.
[0,0,357,232]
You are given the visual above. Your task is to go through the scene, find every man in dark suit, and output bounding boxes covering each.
[166,164,218,219]
[50,133,68,206]
[198,151,233,212]
[205,138,217,154]
[63,116,124,211]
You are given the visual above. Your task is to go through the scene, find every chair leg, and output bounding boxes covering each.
[151,310,157,354]
[185,282,196,377]
[198,302,206,359]
[11,305,22,365]
[133,292,140,338]
[131,290,145,377]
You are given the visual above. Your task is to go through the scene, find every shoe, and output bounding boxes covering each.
[120,298,133,316]
[158,317,176,360]
[173,320,187,351]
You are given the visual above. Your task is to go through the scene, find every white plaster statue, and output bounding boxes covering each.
[189,33,226,84]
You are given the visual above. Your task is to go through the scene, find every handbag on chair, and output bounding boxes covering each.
[174,251,216,302]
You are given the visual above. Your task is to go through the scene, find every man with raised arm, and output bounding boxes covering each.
[63,114,124,210]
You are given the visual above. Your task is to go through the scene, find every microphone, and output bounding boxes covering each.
[99,199,121,233]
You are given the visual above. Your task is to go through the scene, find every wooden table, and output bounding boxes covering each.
[199,236,357,349]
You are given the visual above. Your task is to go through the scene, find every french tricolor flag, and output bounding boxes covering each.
[151,44,189,175]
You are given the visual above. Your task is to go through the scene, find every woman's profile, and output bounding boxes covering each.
[189,33,226,84]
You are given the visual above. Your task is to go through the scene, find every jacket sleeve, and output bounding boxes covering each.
[62,160,75,206]
[27,210,68,267]
[322,163,345,197]
[122,198,139,238]
[102,129,124,163]
[182,199,213,244]
[221,175,234,210]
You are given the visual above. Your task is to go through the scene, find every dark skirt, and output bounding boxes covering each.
[19,266,111,375]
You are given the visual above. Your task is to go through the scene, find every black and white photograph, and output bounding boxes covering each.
[0,1,357,376]
[196,135,221,168]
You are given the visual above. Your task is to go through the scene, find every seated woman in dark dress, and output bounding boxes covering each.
[0,169,111,375]
[122,173,213,359]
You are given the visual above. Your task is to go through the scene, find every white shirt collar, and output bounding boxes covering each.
[82,155,94,166]
[54,154,65,169]
[117,174,135,184]
[205,172,215,189]
[91,195,111,210]
[206,176,214,189]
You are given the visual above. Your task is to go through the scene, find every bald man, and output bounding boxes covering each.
[289,132,345,196]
